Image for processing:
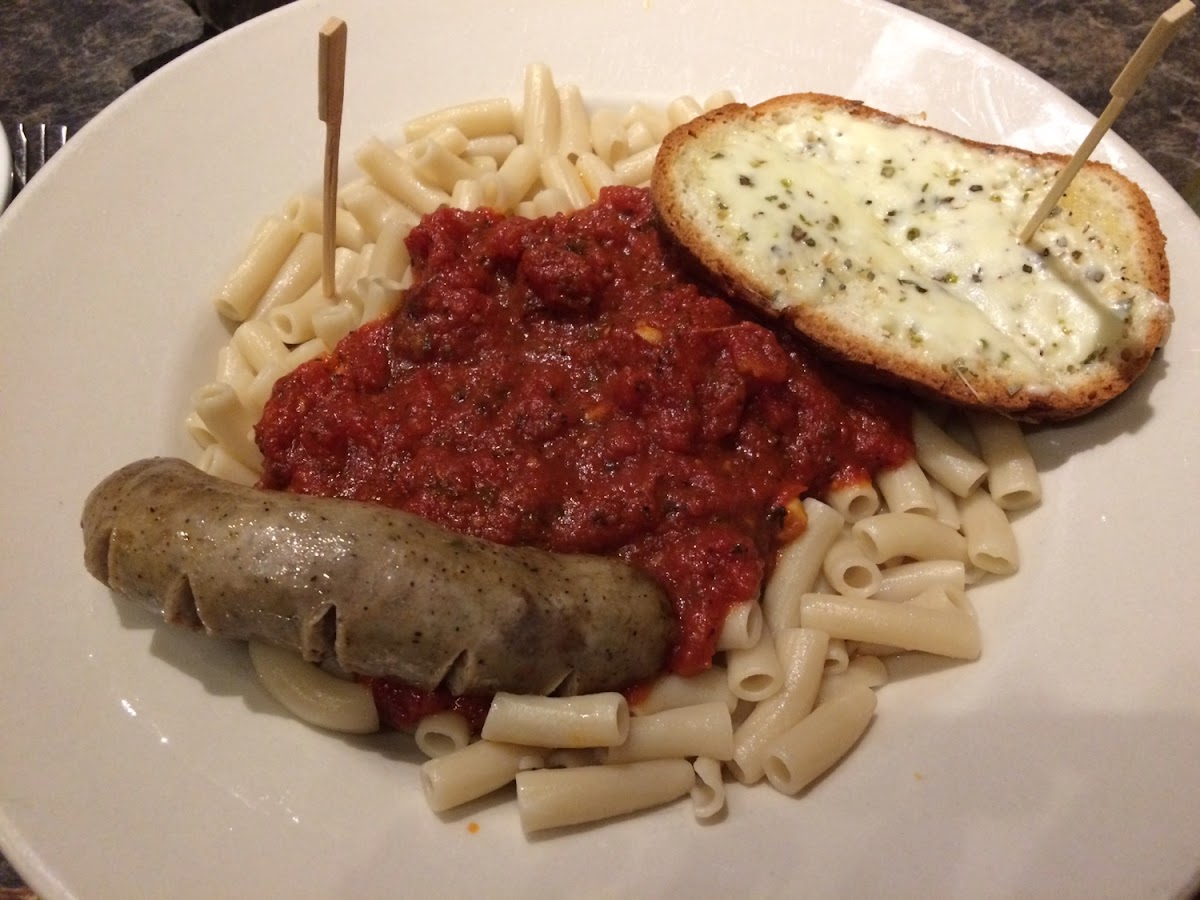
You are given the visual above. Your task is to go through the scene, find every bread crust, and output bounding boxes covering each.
[652,93,1171,421]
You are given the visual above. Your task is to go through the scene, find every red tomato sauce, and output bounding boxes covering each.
[256,186,912,727]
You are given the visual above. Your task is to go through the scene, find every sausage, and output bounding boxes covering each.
[81,458,675,696]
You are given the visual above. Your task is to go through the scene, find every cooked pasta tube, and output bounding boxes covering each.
[957,488,1019,575]
[415,711,472,759]
[875,457,936,516]
[283,194,367,251]
[359,276,406,324]
[311,302,359,349]
[465,133,518,164]
[622,102,670,142]
[356,137,451,215]
[729,628,828,784]
[530,187,573,217]
[852,512,968,563]
[230,318,288,374]
[630,668,736,716]
[367,213,411,285]
[873,559,966,603]
[589,107,629,165]
[912,409,988,498]
[691,757,726,820]
[253,232,323,317]
[268,247,360,344]
[715,599,761,651]
[539,154,590,211]
[613,143,659,186]
[575,152,618,200]
[604,701,733,764]
[197,443,259,486]
[557,83,591,160]
[905,585,962,612]
[726,628,783,702]
[799,592,981,660]
[515,759,694,832]
[403,122,470,158]
[214,216,302,321]
[824,637,850,674]
[824,478,880,523]
[543,748,599,769]
[522,62,561,156]
[214,344,256,403]
[409,138,478,193]
[666,95,704,127]
[185,410,215,450]
[192,382,261,472]
[494,144,540,209]
[338,180,418,241]
[821,536,882,598]
[242,359,286,422]
[403,97,515,141]
[421,739,541,813]
[704,89,737,111]
[929,479,962,530]
[277,338,329,378]
[480,692,629,748]
[967,411,1042,510]
[816,655,889,704]
[762,498,844,633]
[763,684,877,796]
[247,641,379,734]
[449,177,488,211]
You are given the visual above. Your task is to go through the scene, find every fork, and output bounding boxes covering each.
[10,123,69,198]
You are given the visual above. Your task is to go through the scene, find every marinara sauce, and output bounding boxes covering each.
[256,186,912,724]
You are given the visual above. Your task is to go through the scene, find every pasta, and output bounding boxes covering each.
[248,640,379,734]
[629,668,736,716]
[421,739,541,813]
[725,629,783,702]
[715,599,762,651]
[414,711,473,759]
[480,692,629,748]
[967,411,1043,510]
[690,757,727,820]
[603,702,734,764]
[515,759,695,832]
[762,685,877,796]
[192,63,1043,835]
[798,591,981,660]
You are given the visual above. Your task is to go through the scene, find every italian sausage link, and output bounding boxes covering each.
[81,458,675,696]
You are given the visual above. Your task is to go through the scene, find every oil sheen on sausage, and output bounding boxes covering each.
[81,458,675,696]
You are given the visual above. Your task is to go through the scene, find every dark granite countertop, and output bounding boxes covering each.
[2,0,1197,203]
[0,0,1197,895]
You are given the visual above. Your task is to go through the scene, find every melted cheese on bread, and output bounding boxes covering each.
[652,95,1172,420]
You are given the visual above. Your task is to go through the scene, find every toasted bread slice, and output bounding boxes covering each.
[651,94,1172,421]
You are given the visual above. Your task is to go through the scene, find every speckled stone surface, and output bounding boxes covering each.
[0,0,205,140]
[0,0,1197,893]
[1,0,1196,202]
[891,0,1200,204]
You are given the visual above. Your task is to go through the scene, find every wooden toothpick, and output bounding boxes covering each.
[1019,0,1194,244]
[319,17,348,298]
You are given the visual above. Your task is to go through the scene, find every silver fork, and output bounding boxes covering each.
[10,123,69,198]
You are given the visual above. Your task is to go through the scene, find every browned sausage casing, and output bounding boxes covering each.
[81,458,675,696]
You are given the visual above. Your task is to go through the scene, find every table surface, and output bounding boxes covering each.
[0,0,1197,895]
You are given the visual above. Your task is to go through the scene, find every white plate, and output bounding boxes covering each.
[2,1,1198,897]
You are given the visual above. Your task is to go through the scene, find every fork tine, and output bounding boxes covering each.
[9,123,70,198]
[13,123,29,192]
[45,124,67,158]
